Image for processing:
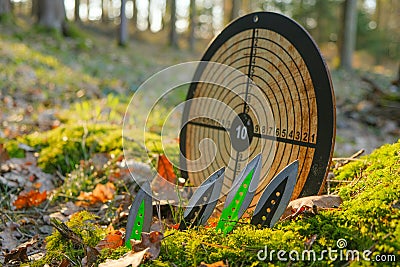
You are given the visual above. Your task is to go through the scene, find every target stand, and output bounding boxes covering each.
[179,12,336,215]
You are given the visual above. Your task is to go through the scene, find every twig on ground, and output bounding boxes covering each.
[333,149,365,168]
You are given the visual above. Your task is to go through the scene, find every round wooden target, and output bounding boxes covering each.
[180,12,335,213]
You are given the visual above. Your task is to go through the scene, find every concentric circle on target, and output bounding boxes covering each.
[180,12,336,214]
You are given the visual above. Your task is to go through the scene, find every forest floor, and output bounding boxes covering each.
[0,17,399,266]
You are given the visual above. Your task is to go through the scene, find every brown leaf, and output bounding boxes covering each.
[0,222,19,252]
[93,182,116,201]
[76,182,116,206]
[13,190,47,209]
[282,195,342,219]
[157,154,176,184]
[95,230,124,251]
[82,246,100,267]
[0,157,55,191]
[131,231,163,260]
[58,258,71,267]
[198,260,228,267]
[98,248,148,267]
[0,143,10,163]
[4,235,38,264]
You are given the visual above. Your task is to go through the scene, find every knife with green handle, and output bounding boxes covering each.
[216,153,261,235]
[125,181,152,249]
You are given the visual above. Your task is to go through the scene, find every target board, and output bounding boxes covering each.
[180,12,335,214]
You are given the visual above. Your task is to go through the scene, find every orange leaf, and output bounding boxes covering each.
[75,191,97,206]
[95,230,123,251]
[75,182,116,207]
[169,223,180,230]
[204,217,219,228]
[13,190,47,209]
[93,182,116,202]
[157,155,176,184]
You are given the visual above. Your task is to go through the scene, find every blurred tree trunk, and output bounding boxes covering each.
[31,0,39,18]
[119,0,128,46]
[223,0,231,25]
[132,0,137,28]
[169,0,178,48]
[230,0,241,21]
[75,0,80,21]
[147,0,151,30]
[0,0,11,16]
[86,0,89,20]
[163,0,171,31]
[339,0,358,70]
[37,0,66,31]
[188,0,196,51]
[101,0,107,21]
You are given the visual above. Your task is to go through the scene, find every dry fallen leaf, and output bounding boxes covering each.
[0,143,10,163]
[95,230,124,251]
[0,157,55,192]
[282,195,342,219]
[76,182,116,206]
[131,231,163,260]
[82,246,100,267]
[13,190,47,209]
[205,218,219,229]
[58,258,71,267]
[98,248,149,267]
[0,222,20,252]
[93,182,116,201]
[157,154,176,184]
[4,235,38,264]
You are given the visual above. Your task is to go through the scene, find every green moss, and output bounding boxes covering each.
[4,140,25,158]
[32,211,105,267]
[31,140,399,266]
[5,122,176,177]
[155,140,400,266]
[0,38,99,102]
[13,124,121,174]
[97,246,131,264]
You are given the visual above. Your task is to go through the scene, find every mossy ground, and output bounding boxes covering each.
[155,140,400,266]
[29,140,400,267]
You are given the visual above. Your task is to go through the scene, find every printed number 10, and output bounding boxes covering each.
[236,125,247,140]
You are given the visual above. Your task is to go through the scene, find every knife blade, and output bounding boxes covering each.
[125,181,153,248]
[250,160,298,228]
[216,153,261,235]
[179,167,225,230]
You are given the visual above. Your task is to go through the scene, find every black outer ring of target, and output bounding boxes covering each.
[180,12,336,197]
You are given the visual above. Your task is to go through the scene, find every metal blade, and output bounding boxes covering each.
[251,160,298,228]
[125,181,152,248]
[179,167,225,230]
[216,153,261,235]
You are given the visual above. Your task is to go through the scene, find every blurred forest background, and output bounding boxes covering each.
[1,0,399,68]
[0,0,400,156]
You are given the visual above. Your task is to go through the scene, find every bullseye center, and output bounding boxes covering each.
[230,113,254,152]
